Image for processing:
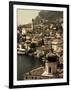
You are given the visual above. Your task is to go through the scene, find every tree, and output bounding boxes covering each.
[30,43,36,49]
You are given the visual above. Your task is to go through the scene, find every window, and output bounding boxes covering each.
[49,67,51,73]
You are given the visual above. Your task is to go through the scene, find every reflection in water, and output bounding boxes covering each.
[17,54,41,80]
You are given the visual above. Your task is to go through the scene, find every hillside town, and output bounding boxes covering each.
[17,10,63,80]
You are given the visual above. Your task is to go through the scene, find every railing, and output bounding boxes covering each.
[24,75,54,80]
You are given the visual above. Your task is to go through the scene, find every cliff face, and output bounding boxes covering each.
[37,11,63,23]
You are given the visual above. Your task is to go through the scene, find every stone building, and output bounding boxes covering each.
[42,51,59,76]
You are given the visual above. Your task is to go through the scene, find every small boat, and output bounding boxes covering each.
[17,48,26,55]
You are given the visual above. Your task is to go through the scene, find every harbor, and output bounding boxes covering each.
[17,10,63,80]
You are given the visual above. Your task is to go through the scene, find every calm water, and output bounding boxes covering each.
[17,54,41,80]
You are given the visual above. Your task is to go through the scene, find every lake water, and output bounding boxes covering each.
[17,54,42,80]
